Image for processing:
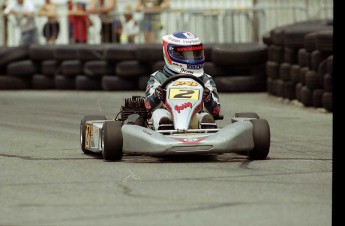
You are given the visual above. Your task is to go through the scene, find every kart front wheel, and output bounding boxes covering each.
[249,119,270,160]
[80,115,107,154]
[101,121,123,161]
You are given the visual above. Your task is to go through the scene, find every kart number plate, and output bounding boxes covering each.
[169,89,199,100]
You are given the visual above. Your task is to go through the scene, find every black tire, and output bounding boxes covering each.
[151,61,165,73]
[80,115,107,154]
[249,119,270,160]
[266,61,279,79]
[32,74,55,89]
[138,76,149,91]
[298,49,310,68]
[301,86,313,107]
[0,46,29,69]
[135,43,163,62]
[266,77,273,94]
[304,32,318,53]
[75,75,102,90]
[322,92,332,112]
[116,60,150,78]
[267,45,283,63]
[104,44,136,62]
[101,75,138,91]
[305,70,322,90]
[275,79,285,97]
[295,83,303,102]
[55,74,76,90]
[283,47,298,64]
[279,63,291,81]
[262,32,273,46]
[290,64,301,83]
[29,44,56,60]
[312,89,324,108]
[77,44,105,61]
[0,76,31,89]
[299,67,308,85]
[310,50,330,71]
[284,81,296,100]
[326,55,333,74]
[7,60,37,77]
[83,60,115,77]
[101,121,123,161]
[60,60,83,77]
[315,29,333,52]
[54,44,79,61]
[41,60,59,77]
[214,75,267,92]
[323,73,332,92]
[211,43,267,66]
[203,62,231,77]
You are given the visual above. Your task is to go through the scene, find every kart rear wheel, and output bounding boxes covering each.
[101,121,123,161]
[249,119,270,160]
[80,115,107,154]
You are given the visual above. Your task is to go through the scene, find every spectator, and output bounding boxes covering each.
[120,4,138,43]
[67,0,75,44]
[38,0,60,44]
[135,0,170,43]
[69,2,92,43]
[3,0,39,45]
[88,0,122,43]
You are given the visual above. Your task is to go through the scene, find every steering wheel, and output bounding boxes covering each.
[161,74,205,89]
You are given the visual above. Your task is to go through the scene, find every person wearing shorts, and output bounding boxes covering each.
[135,0,170,43]
[38,0,60,44]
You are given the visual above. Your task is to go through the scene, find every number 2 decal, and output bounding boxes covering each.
[173,90,195,98]
[169,89,200,100]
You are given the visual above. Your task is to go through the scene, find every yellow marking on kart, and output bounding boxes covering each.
[169,89,199,100]
[85,124,92,148]
[172,81,198,86]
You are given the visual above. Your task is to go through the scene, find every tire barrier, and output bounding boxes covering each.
[0,19,333,113]
[264,19,333,112]
[1,42,268,94]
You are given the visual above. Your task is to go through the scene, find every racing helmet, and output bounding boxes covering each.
[162,32,205,77]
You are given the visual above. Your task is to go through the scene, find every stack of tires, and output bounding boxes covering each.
[207,43,268,92]
[264,19,333,112]
[0,42,268,93]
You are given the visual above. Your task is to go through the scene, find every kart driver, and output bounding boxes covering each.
[145,31,221,130]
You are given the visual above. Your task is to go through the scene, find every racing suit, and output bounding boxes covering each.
[145,65,221,129]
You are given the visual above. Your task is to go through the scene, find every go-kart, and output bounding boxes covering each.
[80,74,270,161]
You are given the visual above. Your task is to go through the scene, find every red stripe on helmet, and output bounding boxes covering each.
[163,40,172,65]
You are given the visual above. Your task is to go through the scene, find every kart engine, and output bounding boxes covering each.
[118,96,148,126]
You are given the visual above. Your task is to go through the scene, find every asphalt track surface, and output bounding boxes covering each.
[0,91,332,226]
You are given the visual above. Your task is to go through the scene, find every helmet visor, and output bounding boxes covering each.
[168,44,205,63]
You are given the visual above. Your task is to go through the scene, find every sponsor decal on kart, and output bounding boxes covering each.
[85,124,93,148]
[169,89,199,100]
[172,81,198,86]
[173,136,208,144]
[174,102,192,113]
[143,129,153,135]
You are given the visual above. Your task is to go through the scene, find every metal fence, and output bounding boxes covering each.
[0,0,333,46]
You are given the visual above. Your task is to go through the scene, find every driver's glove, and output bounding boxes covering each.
[203,88,212,103]
[154,86,166,101]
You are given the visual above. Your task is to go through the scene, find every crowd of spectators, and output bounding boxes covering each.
[2,0,171,46]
